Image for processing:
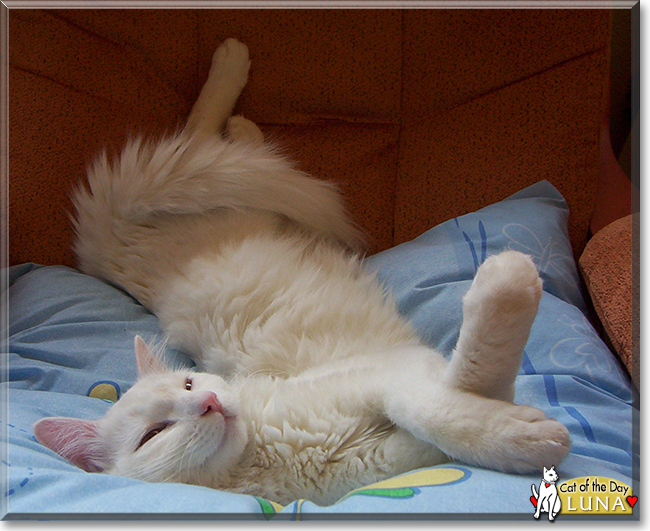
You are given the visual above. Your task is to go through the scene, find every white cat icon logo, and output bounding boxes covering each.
[531,466,562,521]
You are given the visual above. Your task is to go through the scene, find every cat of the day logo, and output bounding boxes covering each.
[531,466,562,521]
[530,468,636,520]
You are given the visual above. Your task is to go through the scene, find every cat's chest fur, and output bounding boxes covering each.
[228,376,399,505]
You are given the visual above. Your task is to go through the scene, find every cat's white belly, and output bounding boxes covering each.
[150,213,417,379]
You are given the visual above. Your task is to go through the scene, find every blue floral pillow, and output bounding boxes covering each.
[4,181,636,517]
[366,180,588,353]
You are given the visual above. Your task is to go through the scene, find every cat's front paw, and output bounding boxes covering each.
[465,250,542,319]
[496,405,571,474]
[211,38,251,91]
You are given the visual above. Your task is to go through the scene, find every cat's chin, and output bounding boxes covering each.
[200,412,249,473]
[193,413,248,475]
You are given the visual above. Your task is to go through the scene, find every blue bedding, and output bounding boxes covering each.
[3,181,638,519]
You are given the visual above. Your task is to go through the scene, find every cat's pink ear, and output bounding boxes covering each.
[34,417,107,472]
[134,335,166,376]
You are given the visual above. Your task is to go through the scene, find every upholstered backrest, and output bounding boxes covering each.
[9,9,610,266]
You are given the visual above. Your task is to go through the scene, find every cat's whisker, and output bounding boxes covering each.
[133,455,173,482]
[176,432,199,483]
[131,443,186,483]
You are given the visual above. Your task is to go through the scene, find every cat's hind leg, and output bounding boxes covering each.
[445,250,542,402]
[185,38,251,139]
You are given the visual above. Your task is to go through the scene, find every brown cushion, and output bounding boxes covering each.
[579,214,638,389]
[9,9,610,265]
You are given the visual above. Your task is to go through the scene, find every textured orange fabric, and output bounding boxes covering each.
[9,9,611,266]
[396,51,607,253]
[579,214,638,389]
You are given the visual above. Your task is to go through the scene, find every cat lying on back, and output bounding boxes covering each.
[34,38,570,506]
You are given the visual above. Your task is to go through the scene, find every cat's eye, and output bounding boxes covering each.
[185,377,193,391]
[137,423,169,450]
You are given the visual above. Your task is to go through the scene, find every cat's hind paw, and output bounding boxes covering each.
[211,38,251,92]
[226,115,264,144]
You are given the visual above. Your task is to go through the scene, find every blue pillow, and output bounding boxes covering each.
[4,181,637,518]
[366,180,588,352]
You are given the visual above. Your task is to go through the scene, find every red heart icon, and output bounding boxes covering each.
[530,496,538,508]
[626,496,637,508]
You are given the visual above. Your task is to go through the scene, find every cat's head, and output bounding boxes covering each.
[34,336,248,485]
[543,466,559,483]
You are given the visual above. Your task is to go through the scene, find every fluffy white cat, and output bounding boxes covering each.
[34,39,570,506]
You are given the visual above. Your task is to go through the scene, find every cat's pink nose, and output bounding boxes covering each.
[200,392,224,416]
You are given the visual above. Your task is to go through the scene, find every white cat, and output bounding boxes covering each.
[34,39,570,506]
[532,466,562,520]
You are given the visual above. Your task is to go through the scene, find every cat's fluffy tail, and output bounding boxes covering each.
[72,132,366,273]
